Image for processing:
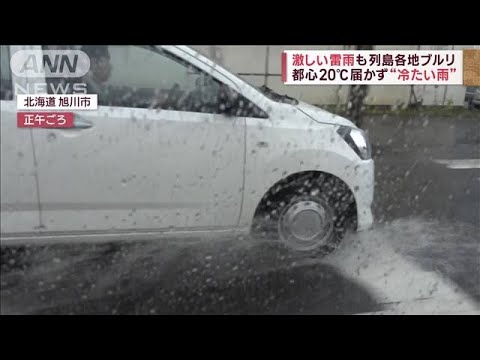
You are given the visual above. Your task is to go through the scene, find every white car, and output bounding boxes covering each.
[0,45,374,254]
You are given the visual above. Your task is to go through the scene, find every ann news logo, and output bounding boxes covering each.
[10,50,90,78]
[10,49,91,94]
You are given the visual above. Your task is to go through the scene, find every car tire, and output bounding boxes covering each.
[252,173,356,257]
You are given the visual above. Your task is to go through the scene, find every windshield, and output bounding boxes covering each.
[174,46,299,105]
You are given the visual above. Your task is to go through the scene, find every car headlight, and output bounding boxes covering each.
[336,126,372,160]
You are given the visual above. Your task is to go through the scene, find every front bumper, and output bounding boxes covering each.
[356,203,374,231]
[344,159,374,232]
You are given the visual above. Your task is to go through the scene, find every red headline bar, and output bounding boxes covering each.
[281,51,287,82]
[17,112,74,128]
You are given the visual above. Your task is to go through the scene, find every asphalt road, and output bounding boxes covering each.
[1,113,479,315]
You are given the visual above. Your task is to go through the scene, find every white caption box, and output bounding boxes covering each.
[17,94,98,110]
[282,50,463,85]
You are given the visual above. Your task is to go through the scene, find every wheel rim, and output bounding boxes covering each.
[278,198,334,251]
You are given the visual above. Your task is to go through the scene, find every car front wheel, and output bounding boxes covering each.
[252,172,356,256]
[277,195,336,253]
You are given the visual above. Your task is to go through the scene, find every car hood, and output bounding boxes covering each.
[295,101,357,128]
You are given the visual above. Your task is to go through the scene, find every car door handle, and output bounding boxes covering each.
[72,118,93,129]
[256,141,269,148]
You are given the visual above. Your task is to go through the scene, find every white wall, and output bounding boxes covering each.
[190,45,475,106]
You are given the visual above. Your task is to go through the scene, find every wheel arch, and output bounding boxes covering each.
[251,170,358,232]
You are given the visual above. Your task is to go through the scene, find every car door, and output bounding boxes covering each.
[31,45,246,234]
[0,45,42,236]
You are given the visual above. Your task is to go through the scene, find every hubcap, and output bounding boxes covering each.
[278,199,333,251]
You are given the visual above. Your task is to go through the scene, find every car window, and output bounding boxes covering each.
[98,45,220,112]
[0,45,13,100]
[64,45,264,116]
[39,45,268,118]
